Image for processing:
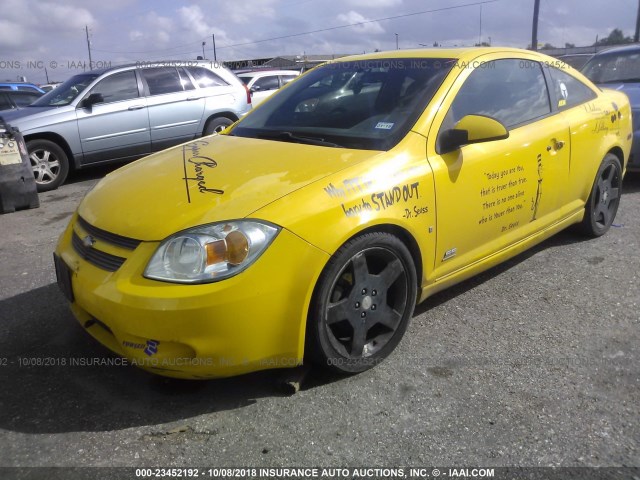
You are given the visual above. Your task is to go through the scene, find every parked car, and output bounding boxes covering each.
[237,70,300,106]
[557,53,593,70]
[582,44,640,171]
[0,82,45,94]
[1,62,252,191]
[39,83,62,92]
[55,48,630,379]
[0,89,43,111]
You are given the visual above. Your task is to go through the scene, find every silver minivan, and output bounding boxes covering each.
[1,62,252,191]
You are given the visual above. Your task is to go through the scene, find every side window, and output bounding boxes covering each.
[253,76,280,91]
[187,67,228,88]
[0,94,13,110]
[547,66,596,109]
[141,68,184,96]
[280,75,297,86]
[13,93,40,106]
[444,59,551,130]
[88,71,139,103]
[178,67,195,91]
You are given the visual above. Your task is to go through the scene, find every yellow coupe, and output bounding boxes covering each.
[54,48,631,379]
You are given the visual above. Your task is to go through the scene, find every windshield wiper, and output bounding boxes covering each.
[257,131,341,148]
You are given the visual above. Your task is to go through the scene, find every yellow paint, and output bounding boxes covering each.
[54,48,632,378]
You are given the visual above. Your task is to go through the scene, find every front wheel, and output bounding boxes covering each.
[306,233,417,374]
[578,153,622,237]
[27,139,69,192]
[203,117,234,136]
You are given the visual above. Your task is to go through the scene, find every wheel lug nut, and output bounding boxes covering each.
[371,305,376,310]
[355,302,360,308]
[361,312,366,318]
[372,290,377,296]
[361,288,367,295]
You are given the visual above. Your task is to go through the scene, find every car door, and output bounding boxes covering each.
[140,67,205,151]
[426,57,571,281]
[76,70,150,164]
[250,75,280,105]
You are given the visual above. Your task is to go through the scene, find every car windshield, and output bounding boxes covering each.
[29,73,100,107]
[582,51,640,84]
[231,58,455,151]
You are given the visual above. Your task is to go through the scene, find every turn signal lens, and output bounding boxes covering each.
[225,230,249,265]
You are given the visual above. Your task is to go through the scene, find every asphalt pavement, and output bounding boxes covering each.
[0,166,638,476]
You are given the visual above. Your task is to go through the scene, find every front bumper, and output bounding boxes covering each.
[54,214,328,379]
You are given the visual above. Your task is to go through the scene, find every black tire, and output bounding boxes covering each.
[27,139,69,192]
[203,117,234,136]
[306,232,417,374]
[578,153,622,237]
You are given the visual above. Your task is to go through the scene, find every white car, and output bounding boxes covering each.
[237,70,300,106]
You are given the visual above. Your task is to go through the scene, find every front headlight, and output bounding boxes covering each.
[144,221,280,283]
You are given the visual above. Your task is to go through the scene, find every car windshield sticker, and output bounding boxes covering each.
[558,82,568,107]
[375,122,394,130]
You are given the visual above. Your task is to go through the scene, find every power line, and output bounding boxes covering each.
[217,0,500,49]
[92,0,499,56]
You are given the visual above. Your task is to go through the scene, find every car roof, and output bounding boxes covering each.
[81,60,234,76]
[0,82,44,91]
[589,43,640,57]
[334,47,559,63]
[237,70,300,78]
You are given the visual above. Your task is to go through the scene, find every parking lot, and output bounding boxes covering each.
[0,167,638,471]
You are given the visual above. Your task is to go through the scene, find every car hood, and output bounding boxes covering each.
[0,106,64,124]
[78,135,376,241]
[599,83,640,108]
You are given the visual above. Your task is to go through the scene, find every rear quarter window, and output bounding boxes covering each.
[546,66,597,110]
[187,67,228,88]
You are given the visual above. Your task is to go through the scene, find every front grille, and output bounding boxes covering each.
[77,216,141,250]
[72,232,126,272]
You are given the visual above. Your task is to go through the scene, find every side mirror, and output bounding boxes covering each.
[81,93,104,109]
[250,85,261,93]
[438,114,508,154]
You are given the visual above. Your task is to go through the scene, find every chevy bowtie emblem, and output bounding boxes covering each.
[82,235,96,248]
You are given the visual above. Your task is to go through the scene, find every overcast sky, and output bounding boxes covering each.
[1,0,637,84]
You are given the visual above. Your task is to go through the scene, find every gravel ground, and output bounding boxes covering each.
[0,166,638,477]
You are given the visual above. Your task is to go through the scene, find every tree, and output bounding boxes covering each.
[474,41,491,47]
[565,42,575,48]
[595,28,633,46]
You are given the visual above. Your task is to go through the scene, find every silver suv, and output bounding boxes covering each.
[0,62,252,191]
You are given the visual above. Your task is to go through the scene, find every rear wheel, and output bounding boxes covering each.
[27,139,69,192]
[306,233,417,373]
[578,153,622,237]
[203,117,234,136]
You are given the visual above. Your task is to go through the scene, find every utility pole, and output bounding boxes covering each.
[85,25,93,68]
[531,0,540,50]
[635,0,640,42]
[479,5,482,45]
[395,33,399,49]
[202,42,206,60]
[44,67,50,83]
[212,34,217,63]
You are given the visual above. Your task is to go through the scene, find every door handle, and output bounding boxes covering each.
[128,105,145,111]
[187,96,202,101]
